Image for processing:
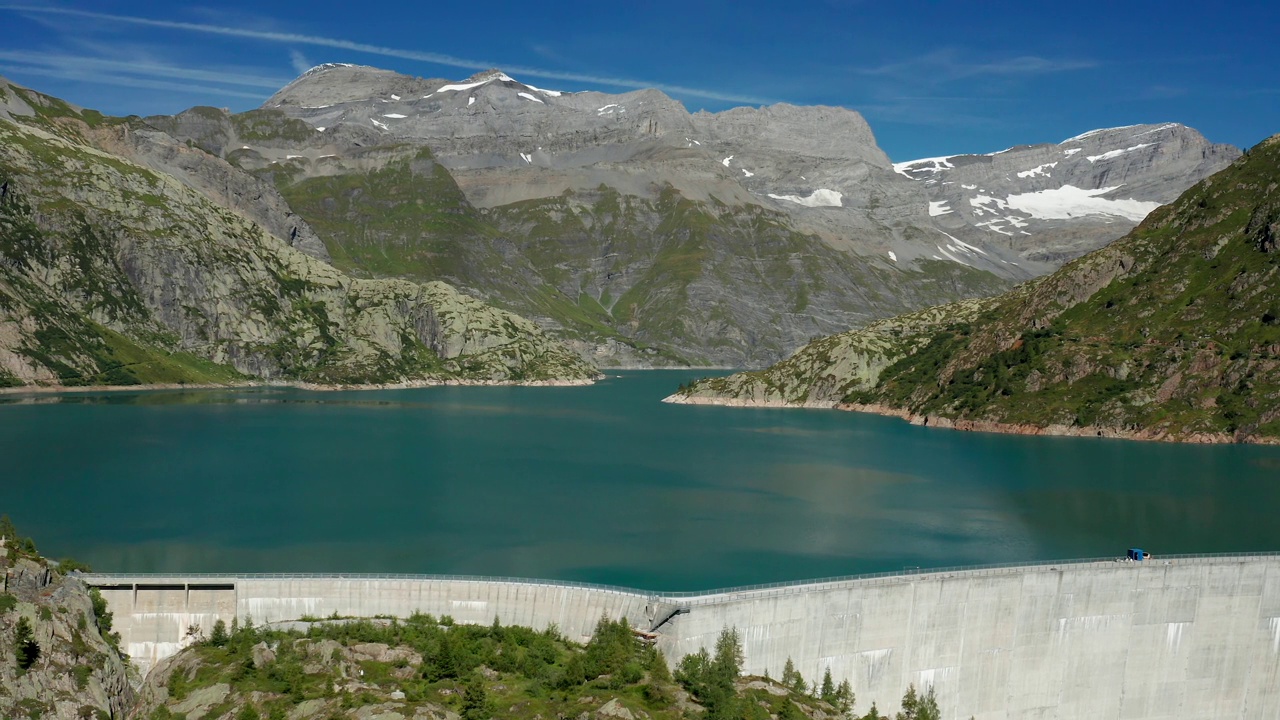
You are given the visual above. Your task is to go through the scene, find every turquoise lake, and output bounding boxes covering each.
[3,370,1279,591]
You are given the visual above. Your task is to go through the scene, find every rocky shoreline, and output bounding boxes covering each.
[661,394,838,410]
[664,393,1279,445]
[0,376,600,397]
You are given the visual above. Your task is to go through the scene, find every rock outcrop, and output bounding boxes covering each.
[1,541,132,720]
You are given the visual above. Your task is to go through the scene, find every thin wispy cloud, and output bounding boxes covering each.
[1,5,775,104]
[0,64,269,100]
[0,50,288,89]
[289,49,312,76]
[860,49,1096,82]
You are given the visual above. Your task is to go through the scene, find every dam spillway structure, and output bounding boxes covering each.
[86,553,1280,719]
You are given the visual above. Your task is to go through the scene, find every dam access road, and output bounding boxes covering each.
[86,554,1280,719]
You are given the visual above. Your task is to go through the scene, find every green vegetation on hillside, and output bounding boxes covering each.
[278,148,494,280]
[141,614,933,720]
[683,135,1280,442]
[0,107,596,388]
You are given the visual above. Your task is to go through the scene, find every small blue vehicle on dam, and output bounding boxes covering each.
[1127,547,1151,561]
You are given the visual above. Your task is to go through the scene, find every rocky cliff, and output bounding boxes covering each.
[0,78,598,389]
[1,536,132,720]
[672,135,1280,443]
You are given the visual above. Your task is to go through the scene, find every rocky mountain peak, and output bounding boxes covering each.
[266,64,439,109]
[464,68,515,84]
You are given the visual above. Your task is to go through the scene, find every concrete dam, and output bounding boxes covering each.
[86,554,1280,719]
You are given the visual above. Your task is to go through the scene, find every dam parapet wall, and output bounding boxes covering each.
[86,553,1280,719]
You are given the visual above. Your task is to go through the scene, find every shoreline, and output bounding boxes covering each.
[0,376,599,397]
[661,394,838,410]
[664,393,1279,446]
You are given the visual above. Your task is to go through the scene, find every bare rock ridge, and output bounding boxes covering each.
[672,135,1280,443]
[131,63,1234,367]
[894,123,1241,270]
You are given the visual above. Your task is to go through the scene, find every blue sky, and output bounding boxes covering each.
[2,1,1276,161]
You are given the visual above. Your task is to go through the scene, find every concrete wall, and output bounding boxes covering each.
[660,557,1280,720]
[87,556,1280,719]
[92,577,658,677]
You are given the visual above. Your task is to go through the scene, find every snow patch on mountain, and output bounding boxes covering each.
[893,156,954,178]
[768,189,843,208]
[524,83,562,97]
[1133,123,1180,137]
[436,72,517,93]
[1087,144,1153,163]
[1063,125,1140,143]
[517,92,544,104]
[382,113,407,119]
[1017,162,1057,178]
[1005,185,1161,221]
[929,201,953,216]
[939,231,987,255]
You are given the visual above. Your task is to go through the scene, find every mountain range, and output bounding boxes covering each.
[0,66,1244,387]
[148,65,1237,366]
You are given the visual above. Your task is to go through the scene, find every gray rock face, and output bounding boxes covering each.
[0,92,600,387]
[1,553,133,720]
[93,121,332,261]
[153,64,1236,367]
[264,66,1238,276]
[893,123,1242,270]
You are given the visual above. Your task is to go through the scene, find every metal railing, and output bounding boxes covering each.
[82,551,1280,603]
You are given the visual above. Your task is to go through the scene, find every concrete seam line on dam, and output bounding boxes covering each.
[83,554,1280,719]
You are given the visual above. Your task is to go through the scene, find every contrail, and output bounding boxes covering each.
[2,6,774,105]
[0,50,289,89]
[0,65,272,100]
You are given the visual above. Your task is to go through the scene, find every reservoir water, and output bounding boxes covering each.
[3,370,1279,591]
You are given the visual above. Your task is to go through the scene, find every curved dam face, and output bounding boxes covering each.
[88,555,1280,719]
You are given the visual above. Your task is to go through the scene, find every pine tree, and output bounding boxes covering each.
[782,657,806,695]
[15,615,39,671]
[835,679,855,715]
[462,672,489,720]
[897,684,939,720]
[821,668,836,702]
[210,619,229,647]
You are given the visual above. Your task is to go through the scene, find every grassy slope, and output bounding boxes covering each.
[684,135,1280,441]
[136,616,913,720]
[275,147,1008,367]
